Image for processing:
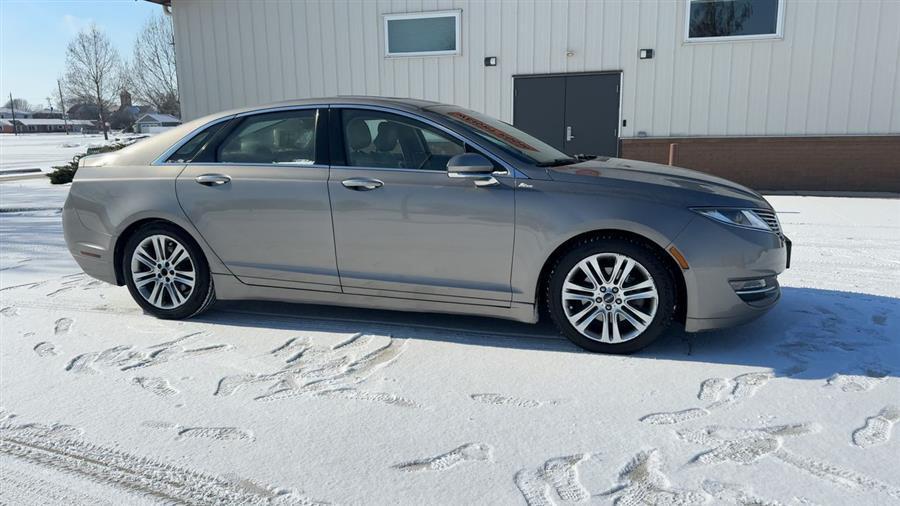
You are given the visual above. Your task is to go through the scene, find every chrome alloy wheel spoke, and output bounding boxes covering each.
[561,252,658,344]
[130,234,196,310]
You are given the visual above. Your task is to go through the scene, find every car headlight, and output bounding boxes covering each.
[692,208,773,232]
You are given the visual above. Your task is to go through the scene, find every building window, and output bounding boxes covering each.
[685,0,784,42]
[384,10,461,57]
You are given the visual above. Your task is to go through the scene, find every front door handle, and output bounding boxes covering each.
[341,178,383,191]
[195,174,231,186]
[566,126,574,141]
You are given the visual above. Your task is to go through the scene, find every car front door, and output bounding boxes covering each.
[175,107,340,292]
[328,108,515,305]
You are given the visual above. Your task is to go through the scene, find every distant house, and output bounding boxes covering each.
[32,108,65,119]
[134,113,181,133]
[110,90,156,131]
[0,119,14,133]
[0,107,33,119]
[6,118,97,134]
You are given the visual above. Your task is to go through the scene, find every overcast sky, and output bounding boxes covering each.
[1,0,161,109]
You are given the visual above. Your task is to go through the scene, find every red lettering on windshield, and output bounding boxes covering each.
[446,111,537,152]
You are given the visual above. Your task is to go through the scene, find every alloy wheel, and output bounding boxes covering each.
[561,252,659,343]
[130,234,196,309]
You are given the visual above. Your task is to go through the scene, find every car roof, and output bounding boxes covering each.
[212,96,445,119]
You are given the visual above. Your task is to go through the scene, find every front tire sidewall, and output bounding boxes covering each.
[547,238,676,354]
[123,224,212,320]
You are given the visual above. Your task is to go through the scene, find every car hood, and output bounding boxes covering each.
[545,157,770,208]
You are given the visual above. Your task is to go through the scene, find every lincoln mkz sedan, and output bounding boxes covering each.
[63,97,790,353]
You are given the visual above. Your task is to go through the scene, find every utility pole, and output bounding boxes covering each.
[57,79,69,135]
[8,92,17,135]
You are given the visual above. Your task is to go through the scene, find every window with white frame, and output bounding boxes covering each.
[685,0,784,42]
[384,10,461,57]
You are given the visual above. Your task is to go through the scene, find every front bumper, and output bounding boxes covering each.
[672,216,790,333]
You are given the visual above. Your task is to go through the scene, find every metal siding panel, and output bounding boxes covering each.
[872,0,900,133]
[785,0,816,135]
[708,44,733,136]
[806,0,840,135]
[652,0,677,137]
[499,0,518,122]
[727,44,752,136]
[634,0,658,136]
[847,0,881,133]
[826,0,859,134]
[620,0,640,137]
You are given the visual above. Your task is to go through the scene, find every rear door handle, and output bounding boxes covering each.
[341,178,383,191]
[566,126,574,141]
[195,174,231,186]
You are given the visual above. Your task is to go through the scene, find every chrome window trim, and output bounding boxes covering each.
[180,162,328,169]
[153,103,527,178]
[329,164,510,177]
[329,103,525,178]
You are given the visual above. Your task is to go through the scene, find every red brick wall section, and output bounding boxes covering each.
[620,136,900,193]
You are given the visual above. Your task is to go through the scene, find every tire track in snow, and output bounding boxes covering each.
[0,416,324,505]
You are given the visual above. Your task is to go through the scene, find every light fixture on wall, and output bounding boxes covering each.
[484,56,497,67]
[639,49,654,60]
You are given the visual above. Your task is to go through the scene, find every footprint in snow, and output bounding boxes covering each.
[33,342,58,357]
[393,443,493,472]
[54,317,73,335]
[515,453,590,506]
[142,421,254,442]
[853,406,900,448]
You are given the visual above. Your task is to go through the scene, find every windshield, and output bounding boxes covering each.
[428,105,571,165]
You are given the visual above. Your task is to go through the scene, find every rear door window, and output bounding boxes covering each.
[165,121,227,163]
[217,110,317,165]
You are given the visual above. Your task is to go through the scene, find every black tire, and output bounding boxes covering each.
[123,223,216,319]
[546,235,676,354]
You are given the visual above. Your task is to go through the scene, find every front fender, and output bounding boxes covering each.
[511,180,694,305]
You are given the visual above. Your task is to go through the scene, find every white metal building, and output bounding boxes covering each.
[152,0,900,191]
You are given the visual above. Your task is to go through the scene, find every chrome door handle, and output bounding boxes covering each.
[566,126,574,141]
[341,178,383,191]
[195,174,231,186]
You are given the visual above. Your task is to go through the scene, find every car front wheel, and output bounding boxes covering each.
[123,223,216,319]
[546,236,676,353]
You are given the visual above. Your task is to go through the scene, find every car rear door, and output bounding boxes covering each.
[175,107,340,292]
[327,107,515,305]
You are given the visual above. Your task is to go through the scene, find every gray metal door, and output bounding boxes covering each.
[513,76,566,150]
[514,73,620,157]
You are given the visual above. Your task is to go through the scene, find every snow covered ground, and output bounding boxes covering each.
[1,175,898,505]
[0,132,148,174]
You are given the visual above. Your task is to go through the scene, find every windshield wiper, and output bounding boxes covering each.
[535,157,579,167]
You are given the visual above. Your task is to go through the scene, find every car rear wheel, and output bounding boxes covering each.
[546,236,676,353]
[124,223,215,319]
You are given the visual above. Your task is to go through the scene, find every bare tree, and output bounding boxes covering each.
[130,13,179,117]
[65,24,120,140]
[3,97,31,111]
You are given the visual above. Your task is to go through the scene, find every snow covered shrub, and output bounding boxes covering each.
[47,144,126,184]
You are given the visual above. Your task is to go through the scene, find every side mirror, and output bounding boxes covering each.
[447,153,493,174]
[446,153,498,187]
